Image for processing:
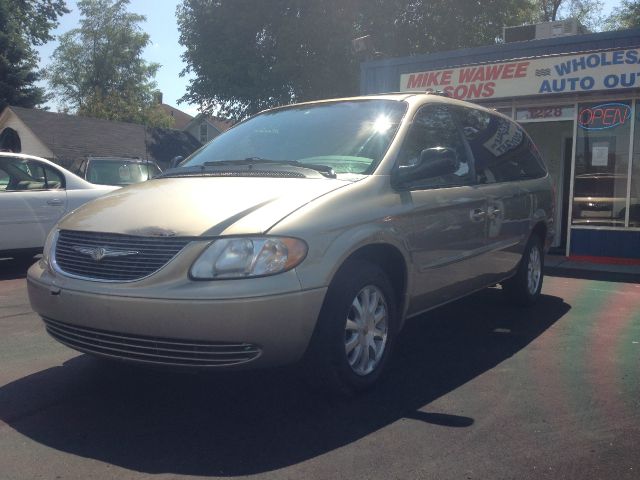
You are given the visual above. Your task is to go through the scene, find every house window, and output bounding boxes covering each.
[199,123,208,143]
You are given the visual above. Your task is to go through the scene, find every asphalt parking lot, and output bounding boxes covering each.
[1,257,639,480]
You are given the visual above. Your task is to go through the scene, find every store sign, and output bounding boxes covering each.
[578,103,631,130]
[399,48,640,100]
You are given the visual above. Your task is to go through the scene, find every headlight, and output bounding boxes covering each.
[41,228,59,268]
[190,237,308,279]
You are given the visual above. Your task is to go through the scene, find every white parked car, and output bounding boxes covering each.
[0,153,118,259]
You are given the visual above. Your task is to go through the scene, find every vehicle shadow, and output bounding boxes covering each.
[0,288,569,476]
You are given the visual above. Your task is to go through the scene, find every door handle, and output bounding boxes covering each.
[470,208,486,222]
[46,199,63,206]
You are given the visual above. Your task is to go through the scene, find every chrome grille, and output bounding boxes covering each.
[43,317,261,367]
[54,230,190,281]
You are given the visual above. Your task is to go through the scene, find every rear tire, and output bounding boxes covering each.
[305,260,398,395]
[502,234,544,307]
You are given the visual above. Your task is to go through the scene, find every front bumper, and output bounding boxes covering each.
[27,261,327,369]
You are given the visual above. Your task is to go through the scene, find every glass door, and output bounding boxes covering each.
[522,120,574,249]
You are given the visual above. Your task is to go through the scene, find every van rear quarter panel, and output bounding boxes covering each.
[485,174,554,277]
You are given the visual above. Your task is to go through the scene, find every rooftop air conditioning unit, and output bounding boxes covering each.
[503,19,588,43]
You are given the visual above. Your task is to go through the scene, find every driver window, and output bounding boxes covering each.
[43,165,63,189]
[397,104,471,187]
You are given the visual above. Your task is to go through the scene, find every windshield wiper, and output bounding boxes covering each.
[203,158,337,178]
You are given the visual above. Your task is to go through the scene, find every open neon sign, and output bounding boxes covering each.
[578,103,631,130]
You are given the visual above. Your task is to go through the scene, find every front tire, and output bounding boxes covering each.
[305,260,398,395]
[502,234,544,306]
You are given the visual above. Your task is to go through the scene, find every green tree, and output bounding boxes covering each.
[357,0,533,56]
[177,0,533,119]
[606,0,640,29]
[0,0,68,110]
[46,0,173,127]
[530,0,604,31]
[178,0,361,119]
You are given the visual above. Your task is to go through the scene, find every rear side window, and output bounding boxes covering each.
[455,107,547,183]
[0,166,9,190]
[0,157,64,190]
[26,161,64,189]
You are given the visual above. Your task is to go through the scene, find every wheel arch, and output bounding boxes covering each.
[531,220,548,250]
[331,242,410,330]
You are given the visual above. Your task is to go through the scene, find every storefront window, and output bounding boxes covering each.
[572,101,631,228]
[631,101,640,227]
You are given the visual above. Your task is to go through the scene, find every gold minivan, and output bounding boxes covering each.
[28,93,554,392]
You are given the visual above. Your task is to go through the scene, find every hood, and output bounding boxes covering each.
[58,176,352,237]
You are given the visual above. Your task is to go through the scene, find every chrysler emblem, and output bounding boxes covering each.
[72,245,140,261]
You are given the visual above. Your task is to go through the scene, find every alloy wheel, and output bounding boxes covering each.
[527,245,542,295]
[344,285,389,376]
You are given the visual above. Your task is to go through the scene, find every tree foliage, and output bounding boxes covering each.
[46,0,173,127]
[606,0,640,29]
[536,0,564,20]
[531,0,604,31]
[177,0,620,120]
[177,0,615,119]
[357,0,533,56]
[177,0,536,119]
[177,0,359,119]
[0,0,68,111]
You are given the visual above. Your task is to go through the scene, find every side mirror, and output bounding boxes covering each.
[170,156,184,169]
[394,147,459,185]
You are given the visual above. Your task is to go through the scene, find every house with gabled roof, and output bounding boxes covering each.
[159,104,234,144]
[159,102,194,130]
[0,106,204,170]
[184,114,235,144]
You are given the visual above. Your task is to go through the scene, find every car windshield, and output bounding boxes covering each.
[87,160,160,186]
[183,100,407,175]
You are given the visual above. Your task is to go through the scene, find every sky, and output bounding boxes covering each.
[36,0,624,117]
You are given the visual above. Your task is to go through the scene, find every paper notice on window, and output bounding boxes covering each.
[591,143,609,167]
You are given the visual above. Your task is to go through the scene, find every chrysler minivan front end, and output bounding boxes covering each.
[27,97,410,373]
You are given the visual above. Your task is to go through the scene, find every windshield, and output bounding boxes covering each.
[183,100,407,175]
[87,160,161,186]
